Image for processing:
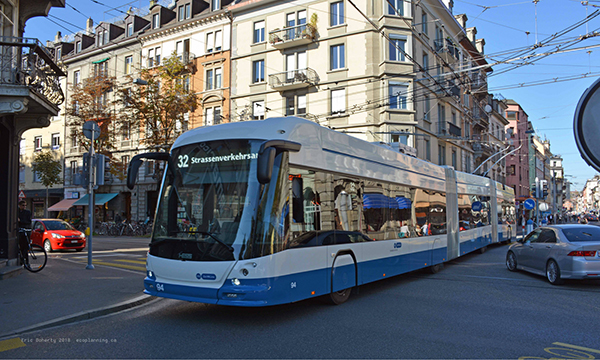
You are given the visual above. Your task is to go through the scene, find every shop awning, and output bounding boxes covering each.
[73,193,119,206]
[47,198,79,211]
[92,57,110,64]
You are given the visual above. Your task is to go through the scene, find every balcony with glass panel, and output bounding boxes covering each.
[269,24,316,50]
[269,68,318,91]
[434,38,460,64]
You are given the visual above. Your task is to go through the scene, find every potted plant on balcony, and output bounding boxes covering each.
[269,29,282,44]
[303,13,318,40]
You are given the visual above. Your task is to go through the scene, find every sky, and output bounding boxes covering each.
[23,0,600,191]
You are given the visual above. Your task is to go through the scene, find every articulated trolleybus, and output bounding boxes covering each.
[127,117,516,306]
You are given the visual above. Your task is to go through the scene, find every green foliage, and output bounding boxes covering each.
[32,151,62,188]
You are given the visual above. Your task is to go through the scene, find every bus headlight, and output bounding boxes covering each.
[231,278,241,286]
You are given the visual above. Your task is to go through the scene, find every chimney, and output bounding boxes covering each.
[476,38,485,55]
[86,18,94,34]
[454,14,467,29]
[149,0,156,7]
[54,31,62,43]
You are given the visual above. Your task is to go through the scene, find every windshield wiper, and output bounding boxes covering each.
[194,231,234,252]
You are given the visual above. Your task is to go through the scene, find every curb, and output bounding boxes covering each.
[0,294,156,340]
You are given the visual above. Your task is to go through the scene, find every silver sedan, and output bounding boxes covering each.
[506,225,600,285]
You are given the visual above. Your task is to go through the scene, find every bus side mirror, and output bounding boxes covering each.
[127,152,170,190]
[257,147,276,184]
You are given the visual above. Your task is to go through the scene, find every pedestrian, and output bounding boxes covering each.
[114,212,122,223]
[17,200,32,263]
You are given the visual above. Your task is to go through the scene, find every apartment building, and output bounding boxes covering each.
[1,0,65,262]
[504,99,530,200]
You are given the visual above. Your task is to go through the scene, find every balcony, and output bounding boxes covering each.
[472,106,489,127]
[447,122,461,137]
[434,38,460,63]
[435,79,461,99]
[269,68,318,91]
[269,24,316,50]
[0,36,66,107]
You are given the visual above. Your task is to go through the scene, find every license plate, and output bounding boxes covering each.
[71,240,79,243]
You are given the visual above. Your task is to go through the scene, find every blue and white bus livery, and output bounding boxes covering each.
[127,117,516,306]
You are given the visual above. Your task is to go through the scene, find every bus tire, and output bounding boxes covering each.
[430,263,443,274]
[327,288,351,305]
[479,246,487,254]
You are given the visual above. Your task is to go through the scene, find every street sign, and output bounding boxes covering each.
[18,190,25,198]
[524,198,536,210]
[82,121,100,140]
[574,77,600,172]
[471,201,483,211]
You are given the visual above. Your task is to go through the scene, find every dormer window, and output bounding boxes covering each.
[76,41,81,53]
[127,23,133,36]
[179,4,191,21]
[212,0,220,10]
[152,13,159,29]
[56,48,62,60]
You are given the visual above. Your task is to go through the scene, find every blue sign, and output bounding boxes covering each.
[524,198,536,210]
[471,201,483,212]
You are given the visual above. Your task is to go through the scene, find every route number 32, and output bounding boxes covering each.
[178,155,189,168]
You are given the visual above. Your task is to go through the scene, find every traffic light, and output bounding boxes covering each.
[542,180,549,198]
[531,183,537,198]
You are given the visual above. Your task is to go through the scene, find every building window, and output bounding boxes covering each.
[389,83,408,110]
[33,170,41,183]
[179,5,185,21]
[147,47,161,67]
[425,139,431,161]
[331,2,344,26]
[176,39,190,61]
[56,48,61,60]
[254,21,265,43]
[122,122,131,140]
[206,31,222,53]
[286,10,307,40]
[389,35,406,61]
[212,0,220,10]
[422,52,428,70]
[452,150,457,169]
[127,23,133,36]
[253,101,265,120]
[95,61,108,77]
[76,41,81,53]
[152,13,159,29]
[34,136,42,151]
[205,67,222,90]
[438,104,446,133]
[421,11,428,36]
[185,4,191,18]
[331,89,345,115]
[330,44,345,70]
[438,144,446,165]
[252,60,265,83]
[285,94,307,116]
[506,111,517,120]
[51,133,60,149]
[424,95,430,122]
[121,156,130,168]
[74,70,80,86]
[387,0,404,16]
[125,56,133,74]
[19,166,25,183]
[70,160,78,177]
[205,106,222,126]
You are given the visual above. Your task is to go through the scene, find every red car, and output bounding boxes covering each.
[31,219,87,252]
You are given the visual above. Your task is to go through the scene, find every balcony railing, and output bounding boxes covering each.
[472,106,489,126]
[434,38,460,63]
[269,24,316,50]
[448,122,461,137]
[269,68,318,91]
[0,36,65,106]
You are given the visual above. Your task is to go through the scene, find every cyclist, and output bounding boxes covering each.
[17,200,32,263]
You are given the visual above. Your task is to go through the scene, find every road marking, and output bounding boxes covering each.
[114,259,146,264]
[0,338,25,352]
[90,261,145,272]
[553,342,600,354]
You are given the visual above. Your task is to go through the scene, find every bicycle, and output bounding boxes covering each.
[18,228,47,273]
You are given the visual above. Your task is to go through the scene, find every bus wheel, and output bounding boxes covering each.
[479,246,487,254]
[430,263,443,274]
[327,288,351,305]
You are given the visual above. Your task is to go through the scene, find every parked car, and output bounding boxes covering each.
[31,219,87,253]
[506,225,600,285]
[585,213,598,222]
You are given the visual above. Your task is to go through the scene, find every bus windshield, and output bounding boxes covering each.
[150,139,290,262]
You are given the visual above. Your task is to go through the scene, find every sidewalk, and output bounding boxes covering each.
[0,245,154,340]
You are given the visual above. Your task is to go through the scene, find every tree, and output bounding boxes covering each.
[32,151,62,218]
[116,52,198,153]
